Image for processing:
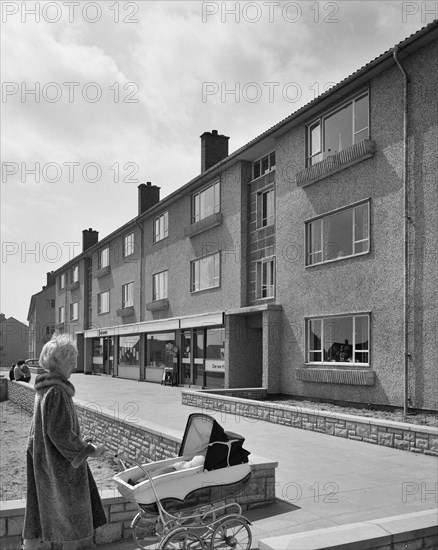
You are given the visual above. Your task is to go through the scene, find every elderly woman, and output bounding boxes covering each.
[22,334,107,550]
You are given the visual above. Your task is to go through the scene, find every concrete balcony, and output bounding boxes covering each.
[146,298,169,311]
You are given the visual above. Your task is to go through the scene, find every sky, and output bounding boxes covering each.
[1,0,434,324]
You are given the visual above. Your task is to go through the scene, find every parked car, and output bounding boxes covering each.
[25,358,47,374]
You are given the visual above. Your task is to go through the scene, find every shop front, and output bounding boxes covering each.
[84,312,226,388]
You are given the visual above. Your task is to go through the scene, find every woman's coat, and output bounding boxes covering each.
[23,372,107,542]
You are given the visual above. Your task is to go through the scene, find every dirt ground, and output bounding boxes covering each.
[0,400,120,501]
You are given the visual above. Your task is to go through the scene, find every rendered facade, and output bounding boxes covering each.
[27,272,56,360]
[40,23,437,411]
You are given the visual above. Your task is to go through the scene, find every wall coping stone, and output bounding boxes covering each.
[258,509,438,550]
[182,389,438,436]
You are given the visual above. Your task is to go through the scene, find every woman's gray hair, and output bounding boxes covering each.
[39,334,78,372]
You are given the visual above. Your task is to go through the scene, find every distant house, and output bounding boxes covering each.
[27,272,57,360]
[0,313,29,368]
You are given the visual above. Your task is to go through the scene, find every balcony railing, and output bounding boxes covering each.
[296,139,376,187]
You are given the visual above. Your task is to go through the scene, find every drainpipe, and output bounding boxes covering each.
[134,218,144,322]
[393,46,411,416]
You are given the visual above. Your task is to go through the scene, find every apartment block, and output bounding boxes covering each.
[40,22,437,411]
[27,271,56,359]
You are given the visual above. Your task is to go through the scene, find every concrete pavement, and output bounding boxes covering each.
[66,374,437,548]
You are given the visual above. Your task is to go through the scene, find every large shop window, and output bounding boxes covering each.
[307,314,369,365]
[119,335,140,366]
[307,92,369,167]
[306,201,369,265]
[146,332,177,369]
[205,327,225,388]
[191,252,220,292]
[192,180,220,223]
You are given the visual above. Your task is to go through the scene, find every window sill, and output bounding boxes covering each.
[306,250,370,268]
[184,212,223,238]
[296,139,376,187]
[146,298,169,311]
[296,367,375,386]
[116,306,135,317]
[68,281,80,291]
[190,285,220,294]
[96,265,111,278]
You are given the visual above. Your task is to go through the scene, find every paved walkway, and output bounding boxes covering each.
[67,374,437,548]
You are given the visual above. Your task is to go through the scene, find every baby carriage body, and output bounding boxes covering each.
[113,413,253,549]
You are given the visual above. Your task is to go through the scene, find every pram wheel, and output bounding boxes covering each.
[160,527,204,549]
[211,515,252,550]
[132,513,161,549]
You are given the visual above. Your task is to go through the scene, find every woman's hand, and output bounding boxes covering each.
[92,445,106,457]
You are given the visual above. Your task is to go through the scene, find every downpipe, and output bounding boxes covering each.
[393,46,411,416]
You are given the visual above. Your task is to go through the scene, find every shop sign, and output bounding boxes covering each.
[205,359,225,373]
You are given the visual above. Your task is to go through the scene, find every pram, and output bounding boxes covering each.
[113,413,252,549]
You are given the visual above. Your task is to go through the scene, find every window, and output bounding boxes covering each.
[256,258,275,299]
[191,252,220,292]
[122,282,134,308]
[71,265,79,284]
[306,201,369,265]
[98,247,109,269]
[253,151,276,180]
[45,325,55,336]
[192,180,220,223]
[307,92,369,166]
[70,302,78,321]
[59,306,65,323]
[307,314,369,365]
[46,299,55,309]
[119,335,139,366]
[257,188,275,228]
[123,232,134,257]
[153,212,169,243]
[146,332,176,368]
[153,271,168,301]
[59,273,65,290]
[98,290,110,314]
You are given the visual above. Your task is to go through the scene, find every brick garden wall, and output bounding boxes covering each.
[182,389,438,456]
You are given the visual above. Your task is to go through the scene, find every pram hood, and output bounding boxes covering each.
[179,413,250,471]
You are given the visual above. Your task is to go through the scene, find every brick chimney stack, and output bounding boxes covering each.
[82,228,99,252]
[138,182,160,215]
[46,271,56,287]
[201,130,229,173]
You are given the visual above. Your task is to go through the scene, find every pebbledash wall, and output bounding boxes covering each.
[1,381,277,549]
[182,389,438,456]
